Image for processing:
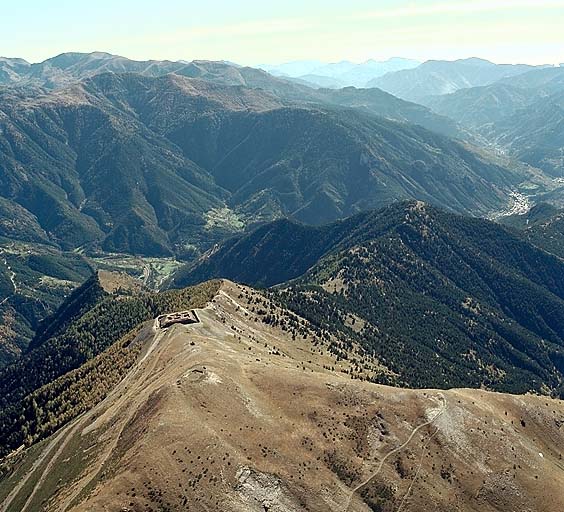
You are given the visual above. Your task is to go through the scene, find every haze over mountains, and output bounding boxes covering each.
[259,57,421,88]
[421,66,564,178]
[367,58,549,102]
[255,55,564,183]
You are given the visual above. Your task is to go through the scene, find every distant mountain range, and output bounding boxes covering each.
[368,58,549,102]
[0,52,256,89]
[258,57,420,88]
[421,66,564,178]
[0,52,427,91]
[422,83,532,127]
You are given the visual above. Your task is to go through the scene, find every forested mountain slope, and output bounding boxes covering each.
[521,209,564,259]
[174,201,564,395]
[0,72,523,257]
[500,202,561,230]
[0,241,93,367]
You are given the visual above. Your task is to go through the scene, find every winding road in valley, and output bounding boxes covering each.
[0,258,17,306]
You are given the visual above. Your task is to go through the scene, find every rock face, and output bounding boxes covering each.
[1,281,563,512]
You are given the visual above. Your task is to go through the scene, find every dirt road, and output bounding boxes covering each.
[343,394,447,511]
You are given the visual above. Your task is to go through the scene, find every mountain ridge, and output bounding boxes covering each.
[1,280,563,512]
[172,201,564,396]
[368,58,549,102]
[0,71,522,258]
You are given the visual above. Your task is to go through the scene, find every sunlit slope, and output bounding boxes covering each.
[2,281,563,512]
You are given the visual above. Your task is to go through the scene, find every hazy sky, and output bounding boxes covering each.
[3,0,564,65]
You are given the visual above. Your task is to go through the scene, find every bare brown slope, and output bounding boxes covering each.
[1,281,563,512]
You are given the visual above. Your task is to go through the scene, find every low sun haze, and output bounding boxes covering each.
[3,0,564,65]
